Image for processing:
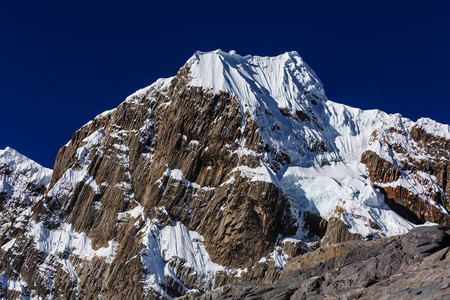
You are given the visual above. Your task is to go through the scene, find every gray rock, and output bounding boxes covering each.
[179,226,450,300]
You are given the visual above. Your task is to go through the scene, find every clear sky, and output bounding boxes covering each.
[1,0,449,168]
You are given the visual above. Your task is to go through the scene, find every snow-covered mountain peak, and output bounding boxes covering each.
[187,49,326,116]
[0,147,52,187]
[180,50,450,238]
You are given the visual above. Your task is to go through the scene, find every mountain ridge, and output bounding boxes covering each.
[0,50,449,299]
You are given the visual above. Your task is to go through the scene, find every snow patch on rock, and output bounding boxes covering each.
[28,221,118,264]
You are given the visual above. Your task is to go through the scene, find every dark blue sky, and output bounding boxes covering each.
[1,0,449,168]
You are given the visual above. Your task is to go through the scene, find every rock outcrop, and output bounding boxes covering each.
[361,122,450,226]
[180,226,450,299]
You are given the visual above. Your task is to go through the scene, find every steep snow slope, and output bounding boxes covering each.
[0,147,52,193]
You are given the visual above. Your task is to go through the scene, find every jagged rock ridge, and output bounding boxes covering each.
[0,50,449,299]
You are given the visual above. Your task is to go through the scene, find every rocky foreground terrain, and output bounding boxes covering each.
[1,50,449,299]
[180,225,450,299]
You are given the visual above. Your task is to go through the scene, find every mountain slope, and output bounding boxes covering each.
[0,147,52,298]
[0,147,52,240]
[0,50,449,299]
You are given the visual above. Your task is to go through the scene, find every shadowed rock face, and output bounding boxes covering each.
[179,226,450,300]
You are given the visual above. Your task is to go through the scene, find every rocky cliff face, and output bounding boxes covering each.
[361,123,450,226]
[0,50,449,299]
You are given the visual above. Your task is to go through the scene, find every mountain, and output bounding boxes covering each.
[0,50,449,299]
[0,147,52,242]
[0,147,52,297]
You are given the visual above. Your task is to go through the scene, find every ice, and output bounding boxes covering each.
[280,161,419,237]
[282,162,381,218]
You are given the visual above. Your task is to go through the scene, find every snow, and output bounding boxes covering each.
[140,219,204,298]
[1,238,15,251]
[281,161,418,238]
[0,147,53,188]
[137,206,257,298]
[159,222,224,274]
[95,108,115,120]
[231,147,261,158]
[125,76,174,105]
[187,50,325,115]
[416,117,450,140]
[85,176,100,194]
[28,221,118,263]
[269,246,290,269]
[48,168,99,199]
[48,129,108,201]
[169,169,184,181]
[282,162,383,218]
[377,171,449,216]
[140,111,155,143]
[0,147,53,238]
[165,167,215,191]
[231,164,278,184]
[117,203,144,221]
[0,273,25,294]
[341,203,415,238]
